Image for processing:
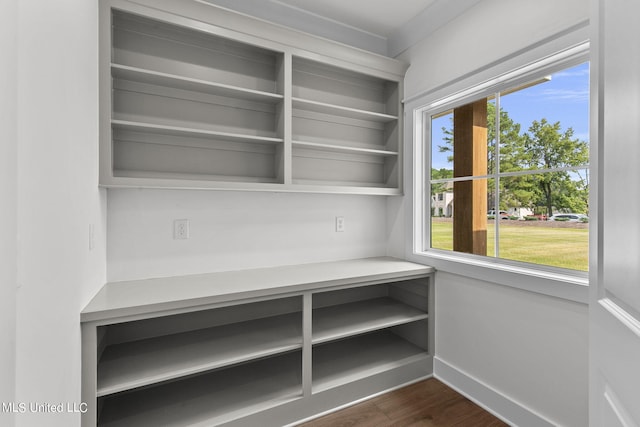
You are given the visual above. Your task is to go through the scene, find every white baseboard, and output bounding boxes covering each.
[434,357,556,427]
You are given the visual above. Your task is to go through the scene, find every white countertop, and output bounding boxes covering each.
[82,257,433,322]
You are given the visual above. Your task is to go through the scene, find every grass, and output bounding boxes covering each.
[431,221,588,271]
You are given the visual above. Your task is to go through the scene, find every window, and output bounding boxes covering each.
[421,60,589,272]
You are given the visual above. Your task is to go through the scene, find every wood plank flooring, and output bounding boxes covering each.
[298,378,509,427]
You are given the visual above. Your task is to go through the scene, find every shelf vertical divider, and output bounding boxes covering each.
[81,323,98,426]
[99,2,114,186]
[280,52,293,185]
[395,80,404,191]
[302,292,313,397]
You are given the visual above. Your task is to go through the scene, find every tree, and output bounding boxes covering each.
[517,119,589,216]
[435,105,589,216]
[430,167,453,195]
[436,102,525,209]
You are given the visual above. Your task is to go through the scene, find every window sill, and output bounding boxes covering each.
[406,250,588,304]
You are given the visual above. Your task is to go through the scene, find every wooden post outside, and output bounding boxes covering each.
[453,100,488,255]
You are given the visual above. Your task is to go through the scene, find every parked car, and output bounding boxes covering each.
[548,213,588,222]
[487,210,510,220]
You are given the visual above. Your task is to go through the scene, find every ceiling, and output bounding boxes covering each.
[203,0,482,57]
[272,0,437,37]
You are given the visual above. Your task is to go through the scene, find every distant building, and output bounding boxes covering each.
[432,182,454,217]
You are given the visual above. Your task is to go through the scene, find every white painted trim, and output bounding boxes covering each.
[407,252,589,304]
[603,384,640,427]
[197,0,388,56]
[434,357,556,427]
[599,298,640,339]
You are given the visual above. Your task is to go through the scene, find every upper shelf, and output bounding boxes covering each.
[112,64,284,104]
[292,97,398,123]
[111,120,284,145]
[292,140,398,157]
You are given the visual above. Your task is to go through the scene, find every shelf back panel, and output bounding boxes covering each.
[112,10,280,94]
[292,56,398,114]
[113,130,280,183]
[113,85,279,138]
[292,147,397,187]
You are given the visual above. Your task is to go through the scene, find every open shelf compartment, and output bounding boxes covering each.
[311,279,429,392]
[312,330,428,393]
[292,56,399,116]
[312,278,428,343]
[97,297,302,397]
[98,351,302,427]
[111,122,284,184]
[112,10,282,95]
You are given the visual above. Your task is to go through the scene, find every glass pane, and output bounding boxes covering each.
[431,110,453,179]
[431,99,491,180]
[499,62,590,173]
[498,172,589,271]
[430,179,453,251]
[430,178,494,258]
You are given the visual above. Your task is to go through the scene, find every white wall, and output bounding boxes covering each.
[395,1,590,425]
[399,0,589,97]
[13,1,106,426]
[0,0,19,425]
[436,272,588,426]
[108,189,388,281]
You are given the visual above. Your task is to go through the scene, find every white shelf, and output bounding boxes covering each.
[313,298,428,344]
[112,169,281,184]
[98,352,302,427]
[292,140,398,157]
[292,97,397,123]
[97,313,302,397]
[112,64,284,104]
[111,120,283,145]
[313,331,428,393]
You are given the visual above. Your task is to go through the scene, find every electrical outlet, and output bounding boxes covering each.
[335,216,345,232]
[174,219,190,240]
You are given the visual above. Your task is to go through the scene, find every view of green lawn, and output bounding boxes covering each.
[431,220,588,271]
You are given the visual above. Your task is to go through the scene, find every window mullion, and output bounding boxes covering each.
[494,93,501,258]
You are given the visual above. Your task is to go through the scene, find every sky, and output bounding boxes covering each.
[431,62,590,171]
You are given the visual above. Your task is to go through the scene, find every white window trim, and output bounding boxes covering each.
[404,33,590,304]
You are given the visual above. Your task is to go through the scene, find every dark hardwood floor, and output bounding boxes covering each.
[298,378,509,427]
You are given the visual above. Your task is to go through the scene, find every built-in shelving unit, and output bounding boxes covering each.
[81,257,434,427]
[99,0,407,194]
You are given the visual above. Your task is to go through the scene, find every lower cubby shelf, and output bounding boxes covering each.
[97,312,302,396]
[312,297,428,344]
[98,351,303,427]
[312,329,428,393]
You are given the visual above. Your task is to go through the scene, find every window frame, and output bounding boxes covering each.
[407,42,590,303]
